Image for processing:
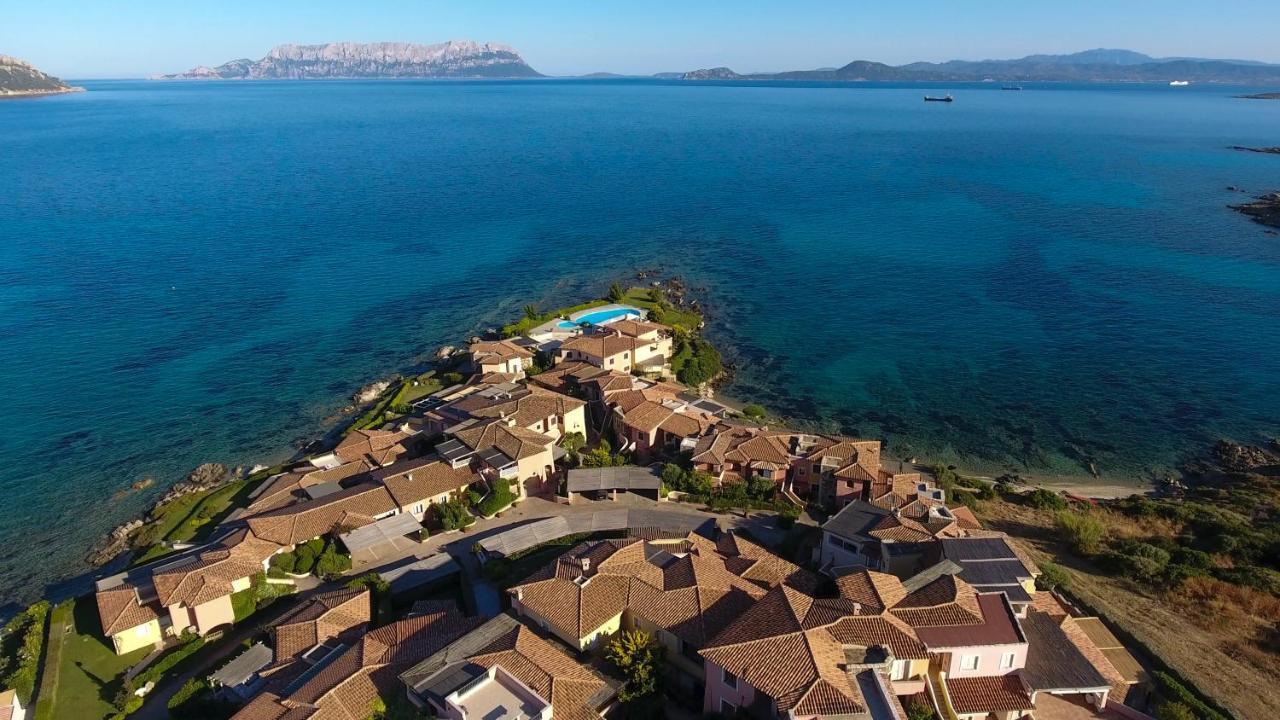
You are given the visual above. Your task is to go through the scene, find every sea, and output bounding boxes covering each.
[2,78,1279,610]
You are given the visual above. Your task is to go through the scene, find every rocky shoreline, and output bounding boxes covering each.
[1230,191,1280,229]
[0,86,84,99]
[1230,145,1280,155]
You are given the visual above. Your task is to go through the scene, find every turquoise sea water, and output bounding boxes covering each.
[2,79,1279,608]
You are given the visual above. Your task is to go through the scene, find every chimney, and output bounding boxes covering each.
[852,602,862,615]
[580,557,591,573]
[515,587,523,602]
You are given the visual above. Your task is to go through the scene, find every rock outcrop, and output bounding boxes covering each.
[0,54,82,96]
[682,67,743,81]
[157,41,542,80]
[1230,191,1280,229]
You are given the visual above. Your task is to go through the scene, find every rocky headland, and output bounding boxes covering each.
[0,54,82,97]
[156,40,542,80]
[1231,145,1280,155]
[1239,92,1280,100]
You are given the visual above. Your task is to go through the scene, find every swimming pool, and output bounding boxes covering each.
[556,305,642,329]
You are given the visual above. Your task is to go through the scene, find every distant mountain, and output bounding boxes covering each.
[157,41,541,80]
[0,54,81,96]
[681,67,742,81]
[651,72,685,79]
[680,49,1280,84]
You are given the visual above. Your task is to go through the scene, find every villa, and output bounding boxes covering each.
[421,381,587,442]
[467,338,537,377]
[556,318,674,375]
[95,526,280,652]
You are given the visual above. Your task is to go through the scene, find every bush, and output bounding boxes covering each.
[135,631,205,688]
[315,542,353,580]
[1154,671,1231,720]
[1027,488,1068,511]
[1056,510,1106,556]
[476,480,517,517]
[347,572,390,595]
[168,677,206,710]
[1105,541,1171,581]
[905,701,938,720]
[777,505,801,529]
[435,497,474,531]
[671,335,723,387]
[742,404,766,419]
[269,551,297,574]
[1036,561,1071,591]
[0,601,50,704]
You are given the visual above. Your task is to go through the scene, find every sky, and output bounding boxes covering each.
[5,0,1280,78]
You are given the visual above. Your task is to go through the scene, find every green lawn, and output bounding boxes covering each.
[394,372,443,405]
[44,597,149,720]
[620,287,703,331]
[230,590,256,623]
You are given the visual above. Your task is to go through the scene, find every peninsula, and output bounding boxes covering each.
[155,40,542,80]
[0,54,82,97]
[2,280,1270,720]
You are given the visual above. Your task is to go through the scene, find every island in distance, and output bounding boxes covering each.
[0,54,82,97]
[678,48,1280,83]
[156,40,542,80]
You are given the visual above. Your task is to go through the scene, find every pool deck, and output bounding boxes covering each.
[527,303,644,343]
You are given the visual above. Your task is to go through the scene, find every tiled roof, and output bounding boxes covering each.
[608,319,669,338]
[1021,611,1111,692]
[234,602,481,720]
[245,483,397,547]
[152,548,264,608]
[371,458,480,507]
[465,387,586,429]
[272,588,371,663]
[945,674,1033,714]
[334,428,413,466]
[452,418,554,461]
[249,461,372,513]
[826,614,928,660]
[467,621,616,720]
[469,339,534,363]
[559,332,645,360]
[910,593,1024,648]
[95,585,158,636]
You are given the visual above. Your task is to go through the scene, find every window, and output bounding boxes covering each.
[960,655,980,671]
[722,668,738,689]
[890,660,907,680]
[135,625,149,637]
[1000,652,1016,670]
[720,700,737,716]
[549,415,558,425]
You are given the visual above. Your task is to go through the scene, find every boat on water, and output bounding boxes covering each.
[1169,80,1190,87]
[1002,85,1023,91]
[924,94,954,102]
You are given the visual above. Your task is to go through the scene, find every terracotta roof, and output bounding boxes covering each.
[96,585,158,636]
[466,387,586,429]
[245,483,397,547]
[152,548,264,608]
[826,614,928,660]
[371,458,480,507]
[910,593,1024,648]
[469,339,534,363]
[690,428,791,466]
[833,570,908,612]
[559,331,649,360]
[272,588,371,663]
[945,675,1033,714]
[528,362,610,392]
[452,418,554,461]
[948,504,983,530]
[334,429,413,466]
[618,400,715,438]
[235,602,482,720]
[608,319,669,338]
[466,621,615,720]
[250,461,372,513]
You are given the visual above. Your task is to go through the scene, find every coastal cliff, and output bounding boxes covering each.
[0,54,82,97]
[157,40,542,80]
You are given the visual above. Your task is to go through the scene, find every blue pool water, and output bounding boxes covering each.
[556,306,642,329]
[2,79,1279,607]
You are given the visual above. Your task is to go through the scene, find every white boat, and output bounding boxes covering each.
[1169,80,1190,87]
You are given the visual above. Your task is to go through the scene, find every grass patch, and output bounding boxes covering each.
[394,371,443,406]
[131,478,259,566]
[347,380,405,433]
[230,590,256,623]
[45,597,149,720]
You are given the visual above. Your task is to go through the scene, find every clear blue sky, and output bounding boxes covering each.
[6,0,1280,78]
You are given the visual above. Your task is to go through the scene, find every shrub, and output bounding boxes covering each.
[1155,703,1196,720]
[1056,510,1106,556]
[742,404,766,419]
[671,336,723,387]
[269,551,297,574]
[1107,541,1170,581]
[605,629,663,703]
[476,480,516,517]
[608,282,625,303]
[347,572,390,595]
[442,372,464,385]
[905,701,938,720]
[1027,488,1068,511]
[0,601,49,704]
[1153,671,1231,720]
[435,497,474,531]
[777,505,801,529]
[1214,565,1280,595]
[1036,561,1071,591]
[294,544,320,575]
[315,542,352,579]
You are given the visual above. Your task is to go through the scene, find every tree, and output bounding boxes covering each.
[561,431,586,462]
[745,473,776,501]
[523,304,540,320]
[608,282,625,303]
[347,572,390,595]
[605,629,663,703]
[1026,488,1068,511]
[269,551,297,574]
[741,404,766,420]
